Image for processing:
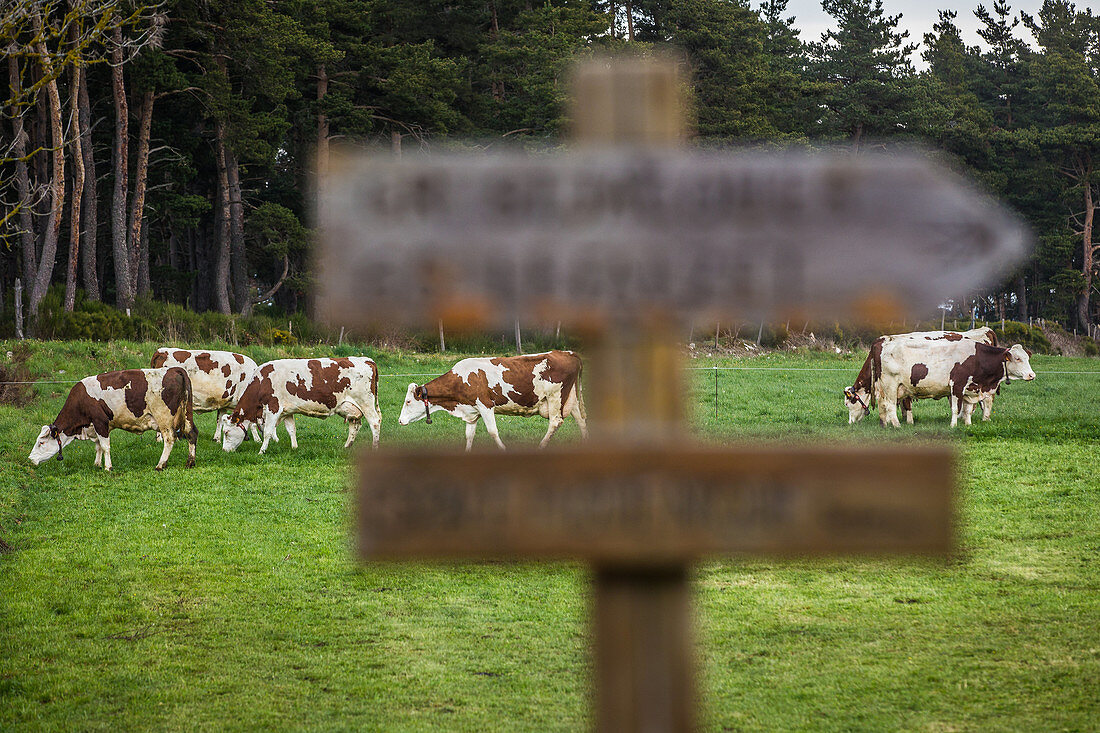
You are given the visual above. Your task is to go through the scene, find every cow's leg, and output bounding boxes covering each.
[902,396,914,424]
[464,418,479,452]
[185,409,197,468]
[94,438,104,467]
[260,414,278,454]
[344,417,362,448]
[158,424,177,471]
[366,404,381,449]
[284,415,298,449]
[948,387,961,427]
[981,393,994,421]
[538,392,565,449]
[213,409,224,441]
[962,399,975,426]
[570,384,589,440]
[478,407,507,451]
[878,380,901,428]
[101,433,112,472]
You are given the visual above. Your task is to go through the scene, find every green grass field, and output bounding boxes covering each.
[2,340,1098,731]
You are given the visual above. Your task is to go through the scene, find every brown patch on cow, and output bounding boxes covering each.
[223,379,234,399]
[150,351,168,368]
[285,359,351,409]
[221,363,232,377]
[53,381,113,438]
[942,332,963,341]
[949,344,1009,400]
[234,372,279,422]
[239,372,247,381]
[370,363,378,402]
[194,353,218,374]
[233,353,245,365]
[96,370,149,417]
[160,367,190,415]
[910,363,929,386]
[173,350,190,362]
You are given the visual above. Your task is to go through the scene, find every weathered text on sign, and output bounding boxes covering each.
[319,151,1031,328]
[357,444,954,563]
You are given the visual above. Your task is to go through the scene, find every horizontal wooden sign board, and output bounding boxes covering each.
[318,151,1030,328]
[356,444,954,562]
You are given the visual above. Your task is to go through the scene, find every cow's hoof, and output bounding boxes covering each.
[186,458,195,468]
[155,465,164,471]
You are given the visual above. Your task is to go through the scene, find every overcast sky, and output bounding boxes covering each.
[784,1,1045,66]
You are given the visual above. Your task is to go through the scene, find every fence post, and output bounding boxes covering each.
[713,365,718,420]
[941,309,945,331]
[338,326,345,346]
[14,279,24,340]
[438,320,446,352]
[714,323,719,351]
[514,318,522,354]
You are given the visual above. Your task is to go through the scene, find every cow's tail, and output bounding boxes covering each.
[166,367,198,466]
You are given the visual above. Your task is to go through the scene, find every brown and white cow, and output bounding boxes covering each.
[876,339,1035,428]
[397,350,588,451]
[29,367,198,471]
[220,357,381,453]
[845,327,998,424]
[151,348,259,441]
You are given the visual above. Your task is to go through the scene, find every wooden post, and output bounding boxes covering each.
[514,318,522,354]
[438,319,446,352]
[573,58,692,731]
[15,278,24,339]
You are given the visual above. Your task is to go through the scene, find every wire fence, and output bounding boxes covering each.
[6,364,1100,388]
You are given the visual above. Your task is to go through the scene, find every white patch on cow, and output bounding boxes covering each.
[28,425,78,465]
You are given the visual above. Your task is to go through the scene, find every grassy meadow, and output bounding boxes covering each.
[1,340,1098,731]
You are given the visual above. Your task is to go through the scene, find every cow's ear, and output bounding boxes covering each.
[414,385,424,400]
[1025,348,1033,356]
[1002,352,1011,362]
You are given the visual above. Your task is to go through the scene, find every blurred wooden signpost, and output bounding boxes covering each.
[317,58,1030,732]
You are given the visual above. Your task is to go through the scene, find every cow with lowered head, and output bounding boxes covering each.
[29,367,198,471]
[221,357,381,453]
[398,350,588,451]
[845,327,998,424]
[876,338,1035,428]
[151,347,259,441]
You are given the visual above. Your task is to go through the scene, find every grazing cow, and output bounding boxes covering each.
[845,327,998,424]
[397,350,588,451]
[876,339,1034,427]
[151,348,259,441]
[221,357,381,453]
[29,367,197,471]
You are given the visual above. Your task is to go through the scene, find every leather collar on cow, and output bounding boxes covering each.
[414,385,432,424]
[48,424,64,461]
[844,386,869,411]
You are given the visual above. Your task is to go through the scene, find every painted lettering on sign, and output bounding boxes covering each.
[320,151,1030,328]
[356,446,954,562]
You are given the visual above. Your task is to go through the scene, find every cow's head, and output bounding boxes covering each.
[844,386,870,424]
[398,383,434,426]
[1003,344,1036,382]
[29,425,76,465]
[220,413,250,452]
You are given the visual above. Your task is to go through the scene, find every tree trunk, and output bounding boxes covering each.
[29,36,66,317]
[139,222,151,296]
[227,150,248,313]
[64,62,85,312]
[128,88,154,299]
[78,50,99,301]
[110,27,133,309]
[213,119,233,314]
[1015,274,1027,321]
[8,55,36,294]
[625,0,634,42]
[1077,167,1095,331]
